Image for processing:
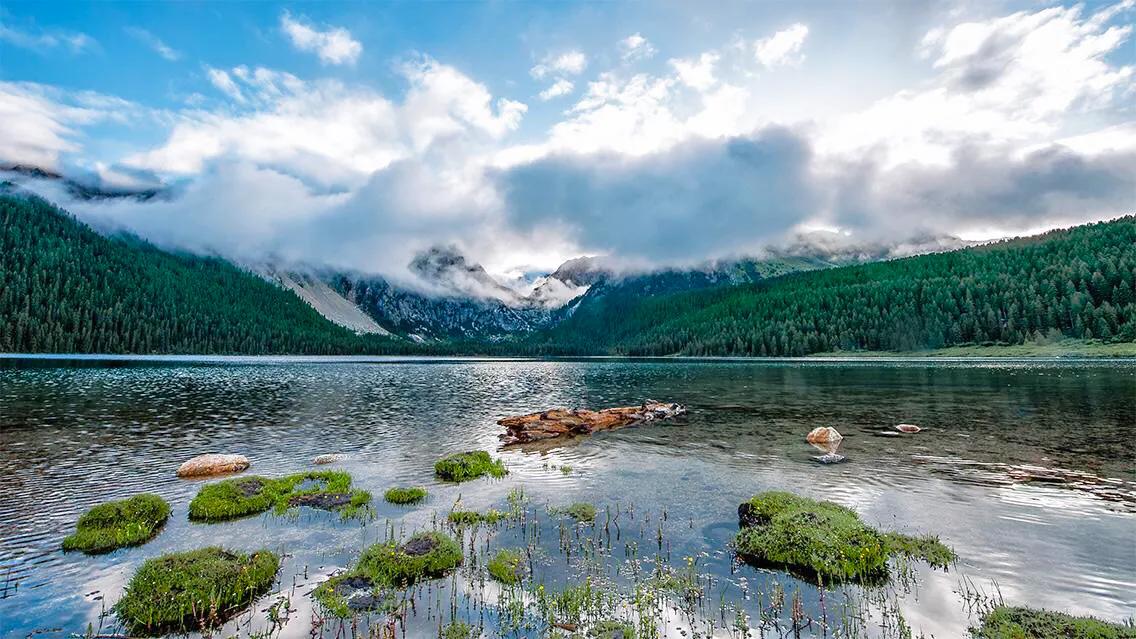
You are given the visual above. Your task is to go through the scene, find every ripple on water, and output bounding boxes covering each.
[0,358,1133,634]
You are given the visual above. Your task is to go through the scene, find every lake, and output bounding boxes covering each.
[0,356,1133,638]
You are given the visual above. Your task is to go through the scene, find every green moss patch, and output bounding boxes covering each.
[114,546,279,635]
[487,548,525,585]
[448,509,507,527]
[434,451,507,482]
[384,486,428,505]
[554,502,597,523]
[188,471,370,522]
[588,621,636,639]
[443,622,474,639]
[970,606,1136,638]
[735,491,955,583]
[315,531,463,617]
[61,494,170,554]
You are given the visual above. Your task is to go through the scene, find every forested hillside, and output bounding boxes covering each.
[532,217,1136,356]
[0,194,409,354]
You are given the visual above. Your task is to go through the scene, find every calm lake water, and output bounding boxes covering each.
[0,356,1133,638]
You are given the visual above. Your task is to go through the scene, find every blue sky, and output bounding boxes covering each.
[1,0,1134,278]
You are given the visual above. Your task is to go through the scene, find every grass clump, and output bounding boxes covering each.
[554,502,597,523]
[188,471,370,522]
[970,606,1136,638]
[315,531,463,617]
[384,486,428,505]
[487,548,525,585]
[442,622,473,639]
[588,621,636,639]
[61,494,170,553]
[114,546,279,635]
[448,509,506,527]
[735,491,955,583]
[434,451,507,482]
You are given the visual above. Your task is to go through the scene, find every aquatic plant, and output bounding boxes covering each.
[315,531,463,617]
[588,620,636,639]
[187,470,370,522]
[970,606,1136,638]
[487,548,525,585]
[61,493,170,553]
[734,491,955,582]
[554,502,597,523]
[434,451,508,482]
[442,621,474,639]
[114,546,279,634]
[448,509,507,526]
[384,486,428,505]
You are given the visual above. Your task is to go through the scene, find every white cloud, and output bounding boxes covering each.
[538,79,575,101]
[0,82,139,170]
[754,23,809,68]
[280,11,362,66]
[0,24,95,53]
[125,27,180,61]
[818,2,1135,168]
[669,52,720,90]
[126,57,525,186]
[530,50,587,79]
[619,33,656,61]
[206,68,244,102]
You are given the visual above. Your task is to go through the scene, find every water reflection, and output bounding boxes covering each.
[0,358,1133,637]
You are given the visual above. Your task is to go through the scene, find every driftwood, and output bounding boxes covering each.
[498,401,686,445]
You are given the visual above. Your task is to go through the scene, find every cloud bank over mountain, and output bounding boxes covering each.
[0,1,1132,279]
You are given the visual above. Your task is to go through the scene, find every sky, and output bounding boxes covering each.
[1,0,1133,280]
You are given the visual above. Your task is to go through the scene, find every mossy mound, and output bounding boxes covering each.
[970,606,1136,638]
[384,486,428,505]
[188,471,370,522]
[443,622,474,639]
[315,531,463,617]
[588,621,636,639]
[487,548,525,585]
[62,494,170,554]
[555,502,597,523]
[115,546,279,635]
[734,491,955,583]
[434,451,507,482]
[448,509,507,527]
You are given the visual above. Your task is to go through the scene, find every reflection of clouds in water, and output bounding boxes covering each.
[2,360,1133,636]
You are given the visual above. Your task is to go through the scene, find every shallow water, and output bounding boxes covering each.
[0,356,1133,638]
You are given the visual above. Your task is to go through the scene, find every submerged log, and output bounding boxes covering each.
[498,401,686,445]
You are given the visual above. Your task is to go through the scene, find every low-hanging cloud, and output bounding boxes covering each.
[496,127,818,262]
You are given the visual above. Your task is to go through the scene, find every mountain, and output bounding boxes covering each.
[531,217,1136,355]
[0,193,406,354]
[1,164,166,202]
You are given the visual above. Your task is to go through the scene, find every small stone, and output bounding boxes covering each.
[313,453,345,465]
[176,453,249,478]
[812,453,847,464]
[895,424,922,433]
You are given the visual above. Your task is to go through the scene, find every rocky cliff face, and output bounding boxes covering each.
[328,273,554,341]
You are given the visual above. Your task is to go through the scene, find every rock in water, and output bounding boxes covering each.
[806,427,843,444]
[499,401,686,445]
[176,453,250,478]
[895,424,922,433]
[812,453,847,464]
[313,453,344,465]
